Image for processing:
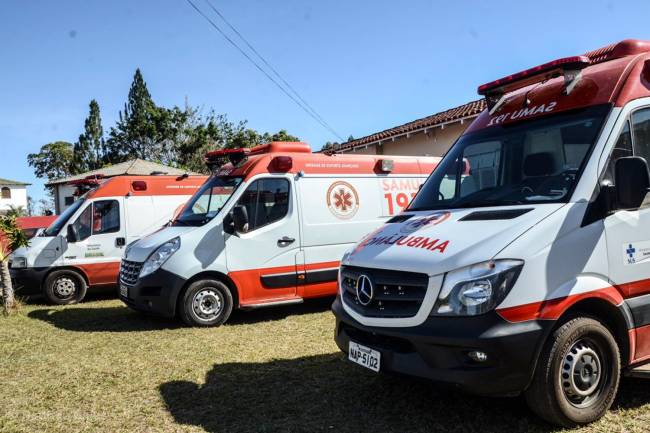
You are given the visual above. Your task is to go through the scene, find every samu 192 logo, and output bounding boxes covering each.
[327,181,359,219]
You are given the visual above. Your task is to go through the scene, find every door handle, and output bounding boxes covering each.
[277,236,295,246]
[116,237,126,247]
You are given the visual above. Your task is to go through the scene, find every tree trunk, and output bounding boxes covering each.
[1,259,14,312]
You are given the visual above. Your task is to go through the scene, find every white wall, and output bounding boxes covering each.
[54,184,77,214]
[0,185,28,212]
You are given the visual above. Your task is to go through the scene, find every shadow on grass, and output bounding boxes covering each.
[159,353,555,433]
[26,297,334,333]
[27,307,183,332]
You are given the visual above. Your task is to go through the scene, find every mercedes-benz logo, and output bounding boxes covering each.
[356,274,374,306]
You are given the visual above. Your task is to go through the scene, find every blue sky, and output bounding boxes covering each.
[2,0,650,206]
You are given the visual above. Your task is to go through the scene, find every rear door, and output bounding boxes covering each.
[225,176,301,304]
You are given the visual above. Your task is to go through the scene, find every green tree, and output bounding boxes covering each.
[106,68,160,162]
[0,215,29,313]
[5,205,27,218]
[27,141,75,180]
[261,129,300,143]
[74,99,105,171]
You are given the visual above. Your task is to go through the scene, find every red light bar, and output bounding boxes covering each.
[478,55,590,97]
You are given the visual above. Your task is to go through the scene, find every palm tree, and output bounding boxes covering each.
[5,205,27,218]
[0,215,29,313]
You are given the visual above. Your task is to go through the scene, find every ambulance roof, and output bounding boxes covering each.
[467,39,650,132]
[208,142,440,177]
[83,175,208,200]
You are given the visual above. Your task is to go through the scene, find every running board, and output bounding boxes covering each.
[240,298,304,310]
[625,363,650,378]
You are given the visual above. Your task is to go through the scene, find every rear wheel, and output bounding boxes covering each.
[179,279,233,327]
[525,316,620,427]
[44,270,88,305]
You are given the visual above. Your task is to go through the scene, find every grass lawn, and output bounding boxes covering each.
[2,296,650,433]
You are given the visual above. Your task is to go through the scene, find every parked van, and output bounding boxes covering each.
[333,39,650,426]
[119,142,438,326]
[10,174,206,304]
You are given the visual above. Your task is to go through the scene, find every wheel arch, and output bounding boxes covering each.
[557,297,632,366]
[44,266,90,289]
[175,270,240,315]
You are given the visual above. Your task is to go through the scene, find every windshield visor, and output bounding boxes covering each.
[42,197,86,236]
[174,176,243,226]
[409,105,611,210]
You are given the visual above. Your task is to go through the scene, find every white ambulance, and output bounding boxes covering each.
[119,142,438,326]
[334,39,650,426]
[10,174,206,304]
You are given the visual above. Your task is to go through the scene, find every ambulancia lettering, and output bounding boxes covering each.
[487,101,557,126]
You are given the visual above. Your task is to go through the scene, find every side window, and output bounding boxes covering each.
[603,120,633,183]
[1,187,10,199]
[631,108,650,163]
[92,200,120,235]
[71,205,93,241]
[235,178,290,231]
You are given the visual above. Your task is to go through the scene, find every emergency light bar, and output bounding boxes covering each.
[478,55,591,111]
[67,176,103,196]
[204,148,251,170]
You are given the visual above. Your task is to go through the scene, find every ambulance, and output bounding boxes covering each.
[10,174,206,304]
[333,39,650,426]
[119,142,438,327]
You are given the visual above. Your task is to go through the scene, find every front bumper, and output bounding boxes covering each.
[119,268,187,318]
[333,296,554,396]
[10,267,48,296]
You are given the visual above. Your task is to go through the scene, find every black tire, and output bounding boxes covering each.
[525,316,620,427]
[44,270,88,305]
[179,279,233,327]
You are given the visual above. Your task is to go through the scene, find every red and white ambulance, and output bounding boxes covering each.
[119,142,438,326]
[10,174,206,304]
[334,39,650,426]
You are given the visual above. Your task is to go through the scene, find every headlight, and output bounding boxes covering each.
[139,237,180,278]
[432,259,523,316]
[10,257,27,269]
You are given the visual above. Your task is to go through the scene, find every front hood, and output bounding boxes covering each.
[125,226,197,262]
[344,204,565,276]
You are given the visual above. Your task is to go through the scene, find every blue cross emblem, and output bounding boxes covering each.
[627,244,636,259]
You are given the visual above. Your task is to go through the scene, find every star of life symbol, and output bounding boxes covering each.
[627,244,636,264]
[327,181,359,219]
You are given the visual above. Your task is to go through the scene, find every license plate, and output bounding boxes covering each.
[120,284,128,298]
[348,341,380,372]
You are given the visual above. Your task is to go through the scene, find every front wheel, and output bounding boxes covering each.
[525,316,620,427]
[179,279,233,327]
[44,270,88,305]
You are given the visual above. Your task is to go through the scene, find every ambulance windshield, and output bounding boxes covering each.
[41,197,86,237]
[409,105,610,211]
[174,176,243,226]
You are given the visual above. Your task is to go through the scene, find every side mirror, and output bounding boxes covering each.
[231,205,249,233]
[66,225,78,243]
[615,156,650,210]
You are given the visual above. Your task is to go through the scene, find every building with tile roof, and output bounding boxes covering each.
[333,99,486,156]
[0,178,30,214]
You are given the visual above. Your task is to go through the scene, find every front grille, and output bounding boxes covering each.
[340,265,429,318]
[120,260,143,286]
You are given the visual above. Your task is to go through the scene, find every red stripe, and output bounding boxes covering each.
[495,279,650,323]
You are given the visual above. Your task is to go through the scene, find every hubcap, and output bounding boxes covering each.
[192,288,223,320]
[561,339,606,407]
[54,277,76,298]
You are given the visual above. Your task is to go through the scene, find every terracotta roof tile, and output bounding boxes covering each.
[339,99,486,151]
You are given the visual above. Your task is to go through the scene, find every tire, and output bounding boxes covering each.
[525,316,620,427]
[179,279,233,327]
[44,270,88,305]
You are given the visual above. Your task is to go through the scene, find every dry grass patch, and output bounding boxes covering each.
[1,296,650,432]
